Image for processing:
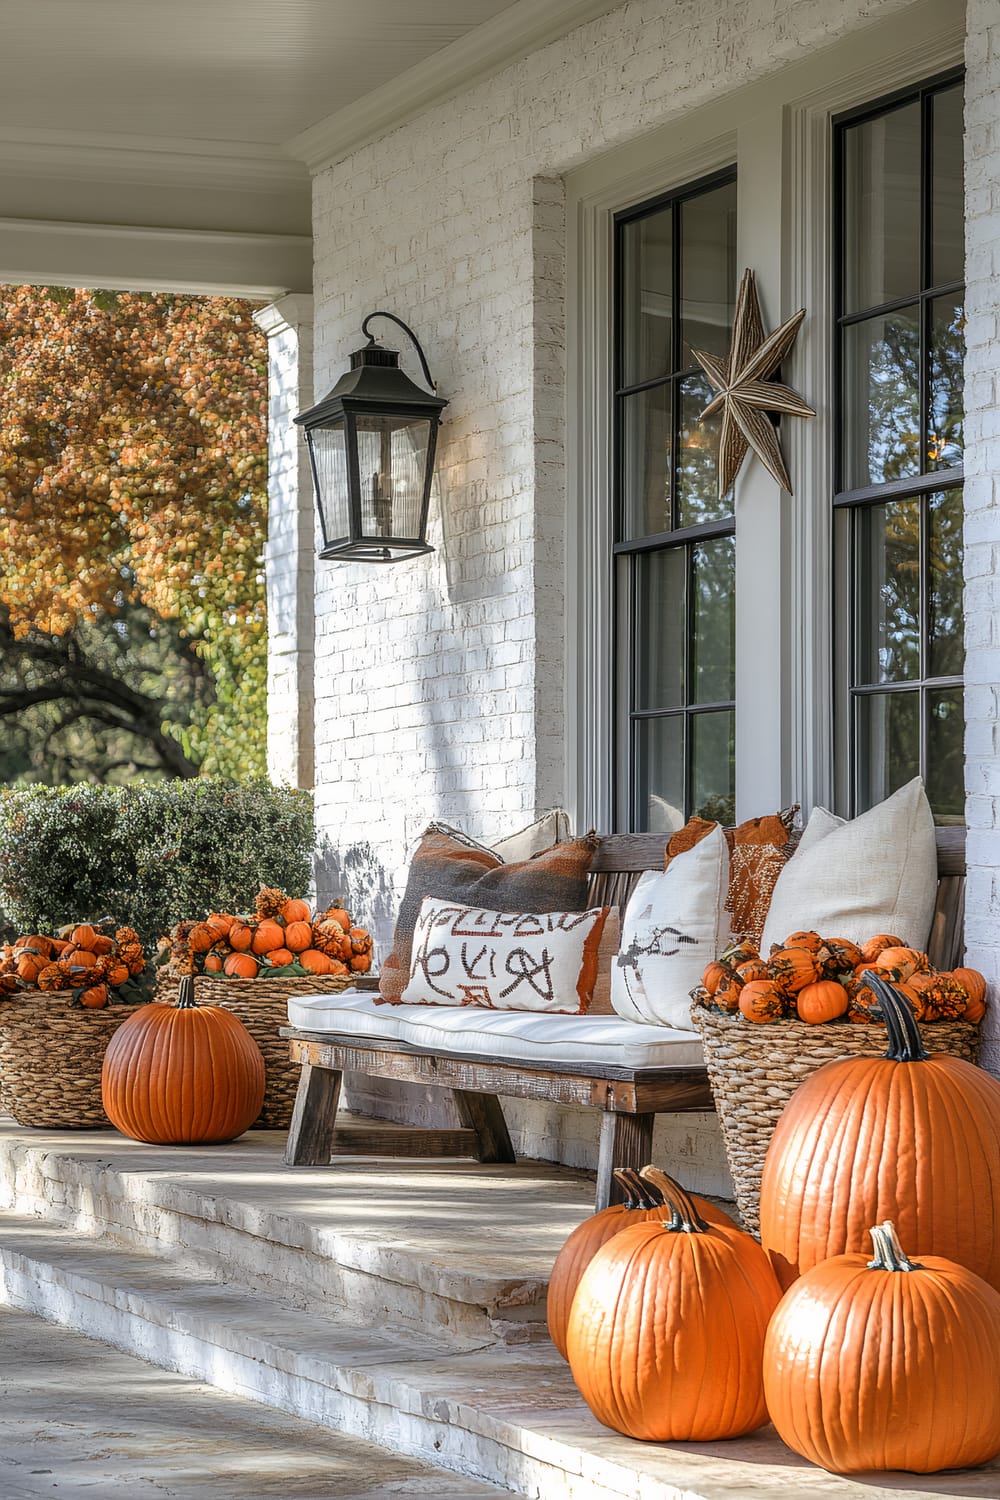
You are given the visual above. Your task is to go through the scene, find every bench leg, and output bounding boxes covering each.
[284,1063,343,1166]
[451,1090,517,1164]
[595,1111,655,1211]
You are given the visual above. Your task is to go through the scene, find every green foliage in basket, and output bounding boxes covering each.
[0,780,315,951]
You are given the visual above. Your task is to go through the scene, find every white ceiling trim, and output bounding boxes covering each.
[288,0,622,173]
[0,127,306,193]
[0,217,312,299]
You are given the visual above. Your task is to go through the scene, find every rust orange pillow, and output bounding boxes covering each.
[664,807,798,949]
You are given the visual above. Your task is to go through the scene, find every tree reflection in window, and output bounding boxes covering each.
[836,75,965,825]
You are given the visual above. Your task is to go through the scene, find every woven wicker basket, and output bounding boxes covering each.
[690,1006,981,1237]
[155,972,357,1128]
[0,990,145,1129]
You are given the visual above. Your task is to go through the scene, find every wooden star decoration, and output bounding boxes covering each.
[693,268,815,497]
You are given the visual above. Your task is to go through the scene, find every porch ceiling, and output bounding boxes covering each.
[0,0,616,296]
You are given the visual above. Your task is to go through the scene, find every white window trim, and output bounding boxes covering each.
[565,0,964,834]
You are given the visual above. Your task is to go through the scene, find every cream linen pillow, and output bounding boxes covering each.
[491,809,572,863]
[611,824,729,1031]
[759,777,938,955]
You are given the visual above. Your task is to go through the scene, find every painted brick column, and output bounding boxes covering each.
[963,0,1000,1076]
[255,295,316,790]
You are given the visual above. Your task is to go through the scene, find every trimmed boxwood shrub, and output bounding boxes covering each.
[0,779,314,949]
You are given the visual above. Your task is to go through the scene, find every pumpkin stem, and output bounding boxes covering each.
[639,1165,709,1233]
[176,975,198,1010]
[867,1219,923,1273]
[613,1166,663,1211]
[860,970,930,1061]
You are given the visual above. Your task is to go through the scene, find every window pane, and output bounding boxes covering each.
[676,373,729,528]
[856,500,920,684]
[928,296,965,470]
[692,535,736,703]
[931,84,965,289]
[842,307,921,489]
[680,181,737,366]
[691,710,735,825]
[619,209,673,387]
[635,549,686,710]
[634,715,685,833]
[928,488,964,680]
[855,691,920,812]
[843,102,921,314]
[620,386,671,539]
[927,687,965,823]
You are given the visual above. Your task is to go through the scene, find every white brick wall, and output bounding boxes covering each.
[963,0,1000,1076]
[256,295,315,792]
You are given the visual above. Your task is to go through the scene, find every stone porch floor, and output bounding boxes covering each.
[0,1117,997,1500]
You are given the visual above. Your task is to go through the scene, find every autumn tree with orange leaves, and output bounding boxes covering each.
[0,287,268,781]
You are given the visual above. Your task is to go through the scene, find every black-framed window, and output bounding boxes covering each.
[834,74,965,823]
[613,170,737,832]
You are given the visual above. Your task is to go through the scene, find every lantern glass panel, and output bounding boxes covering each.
[355,414,432,540]
[308,420,351,545]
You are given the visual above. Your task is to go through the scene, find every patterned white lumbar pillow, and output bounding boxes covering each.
[611,824,729,1031]
[400,899,611,1014]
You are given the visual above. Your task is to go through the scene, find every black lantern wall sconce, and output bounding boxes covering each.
[294,311,448,563]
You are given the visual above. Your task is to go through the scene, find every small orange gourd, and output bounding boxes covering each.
[795,979,849,1024]
[738,980,785,1022]
[251,920,285,956]
[283,899,311,924]
[283,920,312,953]
[300,949,333,975]
[224,952,259,979]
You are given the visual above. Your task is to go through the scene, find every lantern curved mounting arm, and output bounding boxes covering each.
[361,310,438,392]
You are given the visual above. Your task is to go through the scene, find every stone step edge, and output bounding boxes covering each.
[0,1214,703,1500]
[0,1135,549,1320]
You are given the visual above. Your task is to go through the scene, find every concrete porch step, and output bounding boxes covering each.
[0,1124,585,1347]
[1,1207,996,1500]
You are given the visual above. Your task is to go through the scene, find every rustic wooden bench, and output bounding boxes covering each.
[282,827,966,1211]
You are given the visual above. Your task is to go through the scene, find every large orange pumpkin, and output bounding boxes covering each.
[759,972,1000,1290]
[101,976,264,1145]
[546,1167,738,1360]
[565,1176,780,1441]
[283,920,312,953]
[763,1221,1000,1473]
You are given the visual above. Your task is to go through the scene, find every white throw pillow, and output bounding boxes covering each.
[759,777,938,955]
[491,809,572,864]
[400,898,610,1014]
[611,825,729,1031]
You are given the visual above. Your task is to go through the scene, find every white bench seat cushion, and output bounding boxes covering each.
[287,989,703,1069]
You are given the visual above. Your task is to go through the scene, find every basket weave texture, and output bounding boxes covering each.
[690,1006,981,1238]
[155,973,355,1128]
[0,990,144,1129]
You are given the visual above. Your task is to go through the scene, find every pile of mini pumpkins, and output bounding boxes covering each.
[549,970,1000,1474]
[0,923,148,1008]
[692,927,986,1025]
[161,886,373,981]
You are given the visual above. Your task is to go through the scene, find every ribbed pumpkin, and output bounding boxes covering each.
[764,1222,1000,1473]
[759,972,1000,1290]
[565,1176,780,1441]
[546,1167,738,1359]
[101,976,265,1144]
